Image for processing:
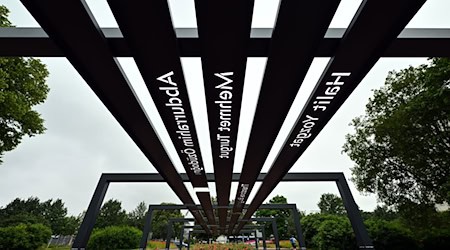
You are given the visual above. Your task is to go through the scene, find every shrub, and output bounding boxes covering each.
[0,223,51,250]
[365,219,418,250]
[313,217,357,250]
[87,226,141,250]
[422,231,450,250]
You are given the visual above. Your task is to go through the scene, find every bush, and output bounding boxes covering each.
[87,226,141,250]
[365,219,418,250]
[0,223,51,250]
[313,217,356,250]
[422,231,450,250]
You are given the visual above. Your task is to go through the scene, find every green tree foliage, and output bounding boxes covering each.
[365,219,417,250]
[396,202,450,243]
[370,205,398,221]
[343,58,450,205]
[127,201,147,230]
[0,5,50,163]
[95,199,128,228]
[87,226,141,250]
[0,197,44,226]
[0,223,52,250]
[0,6,12,27]
[151,202,184,239]
[301,213,346,248]
[317,193,346,215]
[0,197,77,235]
[300,193,450,249]
[313,216,356,250]
[254,195,296,239]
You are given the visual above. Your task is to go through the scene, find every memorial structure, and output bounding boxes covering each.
[1,0,448,249]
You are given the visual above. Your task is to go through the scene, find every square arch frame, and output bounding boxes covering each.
[72,172,373,249]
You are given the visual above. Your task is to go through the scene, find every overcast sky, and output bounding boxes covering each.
[0,0,449,217]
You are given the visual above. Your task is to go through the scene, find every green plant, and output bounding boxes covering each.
[0,223,52,250]
[422,230,450,250]
[365,219,418,250]
[87,226,141,250]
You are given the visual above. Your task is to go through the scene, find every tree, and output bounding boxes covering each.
[0,197,76,235]
[41,199,67,235]
[127,201,147,230]
[0,5,49,163]
[150,202,184,239]
[343,57,450,206]
[317,193,346,215]
[95,199,128,228]
[255,195,295,239]
[313,216,356,250]
[0,197,45,227]
[365,218,418,250]
[371,205,397,220]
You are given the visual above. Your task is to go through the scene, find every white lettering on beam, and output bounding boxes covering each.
[290,72,351,148]
[157,71,202,175]
[214,72,234,159]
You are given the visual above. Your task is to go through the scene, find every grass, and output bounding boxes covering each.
[40,247,71,250]
[147,240,177,249]
[145,240,295,250]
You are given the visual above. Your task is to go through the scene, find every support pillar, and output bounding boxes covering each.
[139,206,154,249]
[72,177,109,249]
[292,205,306,250]
[336,175,373,249]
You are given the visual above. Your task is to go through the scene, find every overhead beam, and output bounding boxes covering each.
[19,0,209,237]
[1,27,450,57]
[238,0,426,238]
[193,0,254,231]
[95,172,344,182]
[228,0,341,234]
[107,0,216,229]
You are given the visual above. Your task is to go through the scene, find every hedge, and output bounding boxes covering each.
[0,223,51,250]
[87,226,141,250]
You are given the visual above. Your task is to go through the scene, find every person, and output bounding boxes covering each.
[289,235,297,250]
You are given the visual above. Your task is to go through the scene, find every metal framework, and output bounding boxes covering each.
[165,218,268,250]
[145,206,281,250]
[187,225,267,250]
[2,1,446,249]
[238,217,281,250]
[227,0,427,233]
[1,28,450,57]
[72,172,371,249]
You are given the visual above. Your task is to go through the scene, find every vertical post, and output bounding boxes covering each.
[255,230,259,250]
[262,227,267,250]
[336,174,374,249]
[271,220,280,250]
[166,221,174,250]
[179,225,185,250]
[187,230,192,250]
[140,206,155,249]
[72,175,109,249]
[291,205,306,250]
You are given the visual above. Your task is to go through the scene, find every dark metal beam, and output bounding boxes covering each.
[194,0,254,232]
[228,0,341,234]
[239,1,426,247]
[235,173,372,248]
[1,27,450,57]
[139,202,302,245]
[166,218,196,249]
[106,0,215,229]
[95,172,345,182]
[239,217,280,250]
[17,1,210,246]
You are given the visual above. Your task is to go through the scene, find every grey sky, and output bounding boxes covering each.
[0,0,449,216]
